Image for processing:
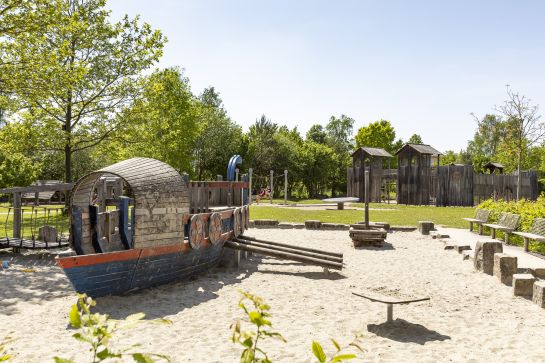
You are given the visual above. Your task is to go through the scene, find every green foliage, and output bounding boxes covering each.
[55,294,171,363]
[0,150,40,188]
[354,119,401,155]
[0,335,15,361]
[231,291,286,363]
[231,291,363,363]
[306,125,328,144]
[3,0,165,182]
[407,134,423,144]
[477,196,545,253]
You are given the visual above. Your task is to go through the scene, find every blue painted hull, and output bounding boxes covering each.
[58,243,225,297]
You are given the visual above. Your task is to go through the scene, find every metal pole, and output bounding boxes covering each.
[364,170,369,229]
[13,192,21,239]
[284,170,288,205]
[270,170,274,204]
[248,168,253,205]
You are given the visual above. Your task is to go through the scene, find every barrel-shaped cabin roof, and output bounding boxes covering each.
[71,158,185,208]
[395,143,441,156]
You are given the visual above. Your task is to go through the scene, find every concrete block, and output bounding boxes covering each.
[253,219,279,228]
[278,222,296,229]
[305,220,322,229]
[532,280,545,308]
[456,245,471,253]
[444,243,456,250]
[474,240,503,275]
[38,225,58,243]
[513,274,535,296]
[493,253,517,285]
[418,221,434,235]
[462,249,474,261]
[430,231,450,239]
[322,223,350,230]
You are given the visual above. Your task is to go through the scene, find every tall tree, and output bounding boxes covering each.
[4,0,165,182]
[306,124,327,144]
[407,134,423,144]
[193,87,243,180]
[325,115,354,196]
[354,119,401,154]
[496,86,544,199]
[246,115,278,177]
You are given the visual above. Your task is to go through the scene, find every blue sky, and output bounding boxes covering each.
[107,0,545,152]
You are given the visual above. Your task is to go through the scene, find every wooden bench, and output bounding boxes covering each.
[483,212,520,243]
[463,209,490,235]
[352,292,430,323]
[513,218,545,252]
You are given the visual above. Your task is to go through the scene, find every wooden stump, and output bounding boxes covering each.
[418,221,434,235]
[533,280,545,308]
[38,225,58,243]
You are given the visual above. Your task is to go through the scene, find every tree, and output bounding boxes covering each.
[108,67,199,174]
[306,124,327,144]
[300,141,336,197]
[325,115,354,196]
[496,86,544,199]
[408,134,423,144]
[245,115,278,178]
[354,119,401,154]
[193,87,243,180]
[4,0,165,182]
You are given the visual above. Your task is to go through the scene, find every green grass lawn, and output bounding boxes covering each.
[250,203,475,228]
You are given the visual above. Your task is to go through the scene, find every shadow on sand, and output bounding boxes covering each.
[0,252,73,316]
[354,241,395,251]
[367,319,451,345]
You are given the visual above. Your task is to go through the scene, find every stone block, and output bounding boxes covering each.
[462,249,474,261]
[513,274,535,296]
[253,219,279,228]
[305,220,322,229]
[444,243,456,250]
[322,223,350,230]
[38,225,58,243]
[292,223,305,229]
[474,241,503,275]
[277,222,295,229]
[456,245,471,253]
[493,253,517,285]
[418,221,434,235]
[532,280,545,308]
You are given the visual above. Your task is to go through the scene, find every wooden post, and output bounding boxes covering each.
[284,170,288,205]
[270,170,274,204]
[248,168,253,205]
[13,192,21,239]
[364,170,369,229]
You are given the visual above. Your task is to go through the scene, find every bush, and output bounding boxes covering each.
[477,195,545,253]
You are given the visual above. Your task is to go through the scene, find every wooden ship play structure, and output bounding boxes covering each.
[347,143,539,206]
[0,157,343,297]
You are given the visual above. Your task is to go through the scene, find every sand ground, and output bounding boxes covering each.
[2,229,545,362]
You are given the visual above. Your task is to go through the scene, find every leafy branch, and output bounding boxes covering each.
[54,294,171,363]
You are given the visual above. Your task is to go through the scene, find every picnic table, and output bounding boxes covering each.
[321,197,360,210]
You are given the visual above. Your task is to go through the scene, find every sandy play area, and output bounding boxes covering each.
[2,229,545,362]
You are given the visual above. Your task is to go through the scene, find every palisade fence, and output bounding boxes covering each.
[347,165,539,206]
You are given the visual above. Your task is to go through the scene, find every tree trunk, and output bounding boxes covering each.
[516,150,522,200]
[64,92,73,183]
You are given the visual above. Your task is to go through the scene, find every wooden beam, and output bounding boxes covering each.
[0,183,74,194]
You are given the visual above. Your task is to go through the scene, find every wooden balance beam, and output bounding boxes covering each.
[352,292,430,323]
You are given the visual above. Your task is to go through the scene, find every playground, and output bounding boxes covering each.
[4,228,545,362]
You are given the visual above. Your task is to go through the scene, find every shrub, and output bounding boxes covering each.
[54,294,171,363]
[477,195,545,253]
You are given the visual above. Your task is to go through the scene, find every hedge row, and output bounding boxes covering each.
[477,196,545,254]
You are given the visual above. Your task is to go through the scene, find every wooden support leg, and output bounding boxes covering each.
[491,228,496,239]
[504,232,510,244]
[524,237,529,252]
[478,224,483,235]
[469,222,473,232]
[337,202,344,210]
[235,250,241,268]
[387,303,393,323]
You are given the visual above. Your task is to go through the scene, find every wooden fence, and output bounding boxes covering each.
[473,171,538,204]
[435,165,474,206]
[188,181,249,213]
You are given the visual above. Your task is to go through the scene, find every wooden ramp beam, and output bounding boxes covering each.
[240,235,343,258]
[224,240,343,270]
[234,238,343,263]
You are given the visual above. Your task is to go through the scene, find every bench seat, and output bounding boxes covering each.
[512,218,545,252]
[482,212,520,243]
[463,209,490,234]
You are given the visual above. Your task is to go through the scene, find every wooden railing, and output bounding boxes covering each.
[188,181,249,213]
